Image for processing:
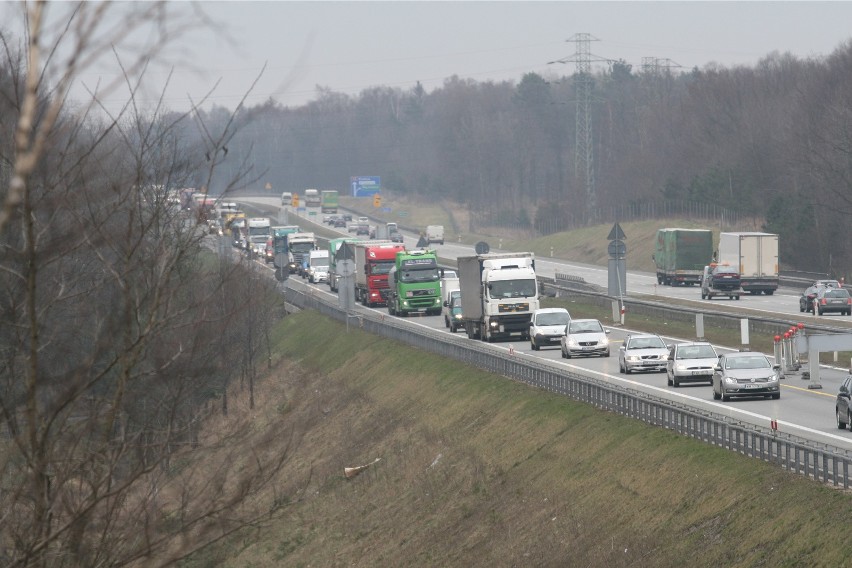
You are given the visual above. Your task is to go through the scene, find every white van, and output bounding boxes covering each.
[426,225,444,245]
[281,191,293,205]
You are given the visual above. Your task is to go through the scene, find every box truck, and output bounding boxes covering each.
[457,253,539,342]
[653,228,713,286]
[717,232,779,295]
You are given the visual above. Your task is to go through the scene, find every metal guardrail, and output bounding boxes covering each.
[287,284,852,489]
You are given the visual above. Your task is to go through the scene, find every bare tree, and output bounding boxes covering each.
[0,3,291,566]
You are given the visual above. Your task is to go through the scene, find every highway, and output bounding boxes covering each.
[232,196,852,453]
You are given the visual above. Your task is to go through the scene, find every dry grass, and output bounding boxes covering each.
[174,311,852,568]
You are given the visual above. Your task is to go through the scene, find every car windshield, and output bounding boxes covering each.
[725,356,771,370]
[714,266,737,275]
[536,312,570,326]
[676,345,717,359]
[489,279,537,299]
[370,261,394,275]
[569,320,603,333]
[628,337,666,349]
[400,267,440,283]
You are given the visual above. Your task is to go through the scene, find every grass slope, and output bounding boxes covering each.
[182,311,850,568]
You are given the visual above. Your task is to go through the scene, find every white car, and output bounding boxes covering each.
[529,308,571,351]
[560,319,610,358]
[666,341,719,387]
[619,333,669,374]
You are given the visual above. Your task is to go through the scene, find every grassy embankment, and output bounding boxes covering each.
[180,310,852,567]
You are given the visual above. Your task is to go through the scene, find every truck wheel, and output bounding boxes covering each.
[701,292,706,300]
[765,290,775,296]
[444,317,450,328]
[735,295,740,300]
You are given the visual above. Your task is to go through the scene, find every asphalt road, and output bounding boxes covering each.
[232,197,852,453]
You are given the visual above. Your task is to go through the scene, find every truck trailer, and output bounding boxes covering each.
[653,228,713,286]
[387,249,443,316]
[457,252,539,343]
[350,242,405,306]
[717,232,779,295]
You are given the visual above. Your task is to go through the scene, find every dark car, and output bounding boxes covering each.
[836,375,852,430]
[799,286,821,312]
[333,217,347,228]
[712,352,781,401]
[812,287,852,316]
[707,264,740,290]
[342,214,353,222]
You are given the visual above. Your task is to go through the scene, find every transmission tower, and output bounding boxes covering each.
[549,33,607,224]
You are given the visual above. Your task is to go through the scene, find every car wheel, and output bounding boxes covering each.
[712,385,721,400]
[673,376,680,388]
[818,308,824,315]
[799,305,805,313]
[667,374,673,386]
[619,359,624,373]
[701,292,706,300]
[531,340,539,351]
[838,407,849,429]
[771,393,780,400]
[624,364,631,375]
[720,389,729,402]
[444,317,449,328]
[561,348,567,359]
[602,350,610,358]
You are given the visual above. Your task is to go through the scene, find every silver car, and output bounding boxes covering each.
[712,352,781,401]
[618,333,669,374]
[666,342,719,387]
[560,318,610,358]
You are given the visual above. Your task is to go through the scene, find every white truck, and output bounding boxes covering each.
[457,252,539,342]
[717,232,779,295]
[286,232,317,274]
[305,249,330,283]
[426,225,444,245]
[246,217,271,258]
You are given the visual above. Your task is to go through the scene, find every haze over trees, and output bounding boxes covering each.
[198,43,852,275]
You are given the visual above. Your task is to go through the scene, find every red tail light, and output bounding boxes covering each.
[821,299,827,305]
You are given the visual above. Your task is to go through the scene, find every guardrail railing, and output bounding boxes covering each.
[286,284,852,489]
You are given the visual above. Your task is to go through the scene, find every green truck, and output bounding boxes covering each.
[271,226,300,270]
[387,249,443,316]
[321,190,339,214]
[652,228,713,286]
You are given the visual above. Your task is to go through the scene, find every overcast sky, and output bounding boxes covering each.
[16,1,852,113]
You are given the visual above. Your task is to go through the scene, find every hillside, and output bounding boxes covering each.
[180,311,851,567]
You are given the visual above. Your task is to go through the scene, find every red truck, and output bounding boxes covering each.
[352,242,406,307]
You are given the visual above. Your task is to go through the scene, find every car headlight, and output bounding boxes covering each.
[767,375,779,382]
[454,314,463,319]
[675,364,688,371]
[566,338,579,347]
[600,337,609,346]
[627,355,640,362]
[724,377,736,384]
[489,321,499,328]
